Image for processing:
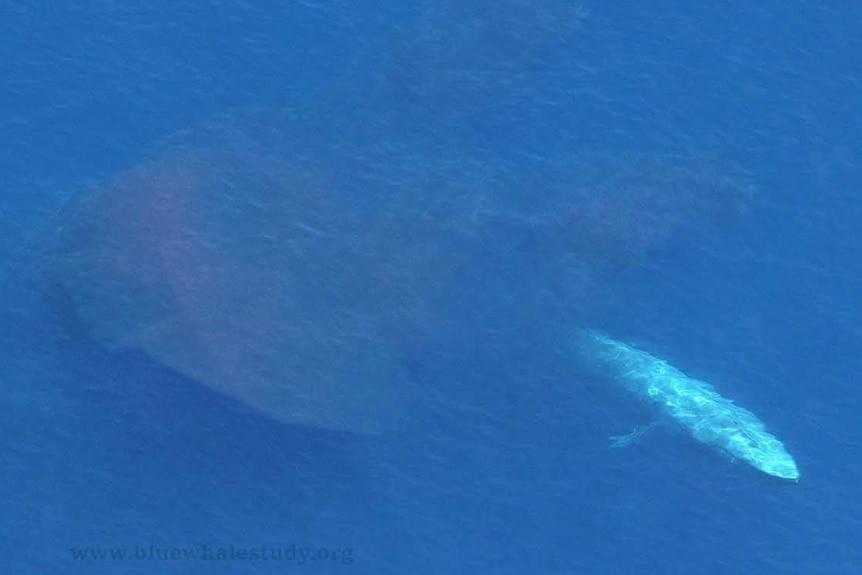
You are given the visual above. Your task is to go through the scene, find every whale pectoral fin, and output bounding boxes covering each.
[609,422,658,448]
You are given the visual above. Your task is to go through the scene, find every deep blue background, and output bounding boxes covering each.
[2,1,861,573]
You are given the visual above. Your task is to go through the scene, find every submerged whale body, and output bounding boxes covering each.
[576,331,799,481]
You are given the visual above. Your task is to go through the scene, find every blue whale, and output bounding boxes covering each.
[576,331,800,481]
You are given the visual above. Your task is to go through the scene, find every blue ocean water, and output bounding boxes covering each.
[2,2,861,574]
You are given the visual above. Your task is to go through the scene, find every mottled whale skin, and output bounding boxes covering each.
[576,331,799,481]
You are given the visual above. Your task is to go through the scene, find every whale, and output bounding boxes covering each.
[575,331,800,481]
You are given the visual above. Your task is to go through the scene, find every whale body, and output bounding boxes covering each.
[576,331,799,481]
